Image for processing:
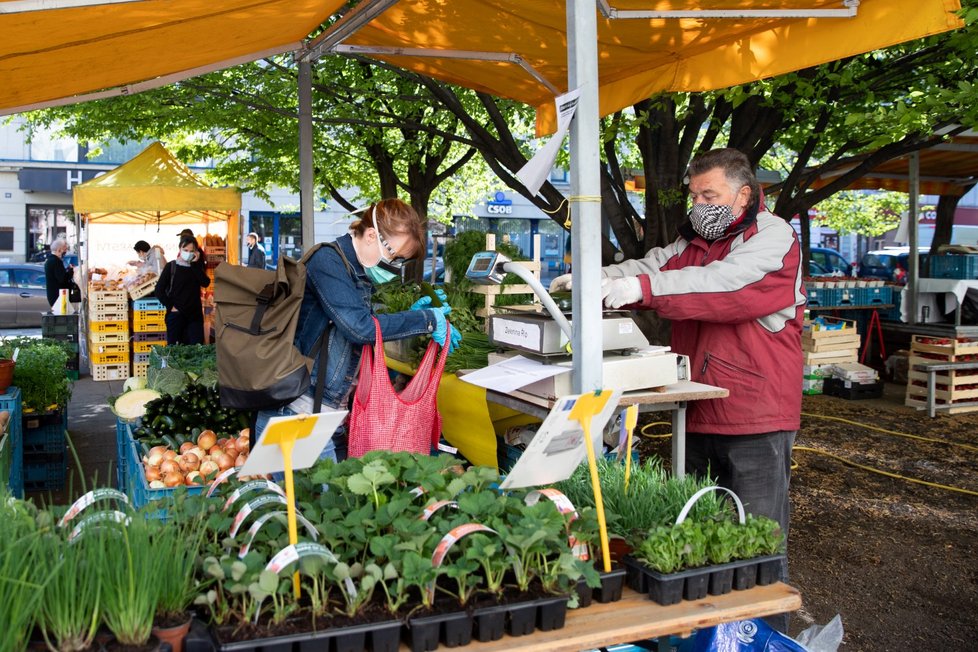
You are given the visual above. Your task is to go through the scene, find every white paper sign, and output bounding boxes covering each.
[515,88,583,195]
[239,410,348,477]
[500,390,622,489]
[459,355,569,394]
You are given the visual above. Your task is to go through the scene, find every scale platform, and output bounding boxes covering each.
[488,308,649,356]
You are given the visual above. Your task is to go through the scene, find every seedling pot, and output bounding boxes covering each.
[535,596,569,631]
[505,601,537,636]
[153,614,192,652]
[472,604,507,642]
[593,566,627,603]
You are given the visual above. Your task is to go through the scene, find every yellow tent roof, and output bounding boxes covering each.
[337,0,963,134]
[73,141,241,223]
[0,0,345,114]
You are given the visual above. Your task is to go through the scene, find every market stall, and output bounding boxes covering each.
[72,142,242,379]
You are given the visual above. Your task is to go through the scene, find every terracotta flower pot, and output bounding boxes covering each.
[152,615,191,652]
[0,359,14,394]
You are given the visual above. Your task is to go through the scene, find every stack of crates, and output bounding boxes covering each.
[131,298,167,377]
[89,286,130,382]
[21,409,68,492]
[1,387,24,497]
[203,238,226,342]
[40,314,80,380]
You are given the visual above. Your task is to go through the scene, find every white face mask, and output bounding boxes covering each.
[180,250,195,262]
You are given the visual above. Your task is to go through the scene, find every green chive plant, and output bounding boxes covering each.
[0,495,52,652]
[38,528,105,652]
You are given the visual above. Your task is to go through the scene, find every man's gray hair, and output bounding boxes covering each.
[687,148,760,208]
[51,237,69,254]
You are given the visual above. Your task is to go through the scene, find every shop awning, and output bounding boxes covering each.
[73,141,241,223]
[0,0,345,115]
[322,0,964,135]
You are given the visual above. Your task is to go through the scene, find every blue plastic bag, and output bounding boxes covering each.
[686,619,808,652]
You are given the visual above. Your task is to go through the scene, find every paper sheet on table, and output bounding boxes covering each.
[459,355,569,394]
[515,88,582,196]
[239,410,347,476]
[500,390,622,489]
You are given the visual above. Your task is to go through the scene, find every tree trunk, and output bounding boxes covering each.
[929,184,976,254]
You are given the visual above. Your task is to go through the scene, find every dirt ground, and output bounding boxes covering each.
[639,382,978,651]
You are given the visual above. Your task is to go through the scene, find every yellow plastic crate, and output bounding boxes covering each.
[92,363,129,382]
[132,340,166,353]
[133,319,167,333]
[133,362,149,378]
[89,320,129,333]
[89,331,129,344]
[133,310,166,322]
[88,341,128,355]
[90,350,130,365]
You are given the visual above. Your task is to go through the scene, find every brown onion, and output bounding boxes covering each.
[144,466,162,482]
[238,428,250,440]
[160,459,180,475]
[179,441,195,454]
[234,453,248,467]
[149,480,166,489]
[214,452,234,471]
[236,436,250,453]
[178,453,200,473]
[197,430,217,451]
[144,451,164,467]
[163,472,184,487]
[199,460,219,477]
[162,450,179,461]
[223,439,238,456]
[149,445,168,457]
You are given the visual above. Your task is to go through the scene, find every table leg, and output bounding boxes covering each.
[927,371,936,419]
[672,403,686,478]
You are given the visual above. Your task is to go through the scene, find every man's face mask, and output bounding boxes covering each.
[688,203,738,241]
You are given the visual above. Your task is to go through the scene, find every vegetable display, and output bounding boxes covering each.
[133,384,250,444]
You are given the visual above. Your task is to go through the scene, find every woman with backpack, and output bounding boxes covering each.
[255,198,460,462]
[156,235,210,344]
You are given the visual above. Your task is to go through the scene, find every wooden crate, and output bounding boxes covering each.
[92,363,129,382]
[910,335,978,359]
[802,316,858,338]
[802,349,858,365]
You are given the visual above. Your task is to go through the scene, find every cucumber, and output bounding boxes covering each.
[139,441,150,457]
[175,433,187,446]
[161,434,179,450]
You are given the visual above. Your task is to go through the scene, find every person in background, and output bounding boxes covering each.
[129,240,166,275]
[551,148,804,631]
[155,235,210,345]
[255,198,461,462]
[44,237,76,307]
[245,231,266,269]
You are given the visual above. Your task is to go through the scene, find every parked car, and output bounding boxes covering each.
[0,263,51,327]
[857,248,930,285]
[808,247,852,277]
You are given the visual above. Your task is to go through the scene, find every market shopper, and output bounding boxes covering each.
[255,198,460,462]
[156,235,210,345]
[245,232,266,269]
[44,237,76,307]
[130,240,166,275]
[552,148,803,625]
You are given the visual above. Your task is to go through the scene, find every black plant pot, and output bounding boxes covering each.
[405,615,441,652]
[734,562,758,591]
[593,567,627,603]
[505,601,538,637]
[574,577,593,608]
[440,612,473,648]
[368,620,403,652]
[622,555,648,594]
[472,604,507,642]
[709,566,735,596]
[682,571,710,601]
[756,555,784,586]
[406,610,472,652]
[535,596,570,631]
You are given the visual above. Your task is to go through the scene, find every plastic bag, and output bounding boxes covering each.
[794,615,843,652]
[687,618,808,652]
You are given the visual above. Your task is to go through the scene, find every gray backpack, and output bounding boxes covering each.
[214,242,348,411]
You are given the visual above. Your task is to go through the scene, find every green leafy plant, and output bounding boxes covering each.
[99,519,168,646]
[155,512,208,625]
[0,494,52,652]
[37,527,104,652]
[0,338,71,411]
[635,524,685,573]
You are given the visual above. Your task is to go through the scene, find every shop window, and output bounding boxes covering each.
[0,227,13,251]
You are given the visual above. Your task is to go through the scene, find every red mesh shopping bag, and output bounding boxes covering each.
[348,317,450,457]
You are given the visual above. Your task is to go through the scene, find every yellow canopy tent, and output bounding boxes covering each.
[73,141,242,264]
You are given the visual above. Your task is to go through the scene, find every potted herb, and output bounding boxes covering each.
[37,527,104,652]
[0,338,71,413]
[152,516,207,652]
[0,495,50,652]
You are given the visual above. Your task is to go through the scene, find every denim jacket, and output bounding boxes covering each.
[293,233,436,409]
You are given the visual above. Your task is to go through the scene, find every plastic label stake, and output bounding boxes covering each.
[568,389,615,572]
[623,405,638,493]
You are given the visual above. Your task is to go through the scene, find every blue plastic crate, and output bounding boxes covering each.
[806,286,844,307]
[22,411,66,453]
[116,416,136,491]
[929,254,978,280]
[851,286,893,305]
[133,297,164,311]
[125,423,205,518]
[881,291,903,321]
[23,452,66,492]
[0,388,24,498]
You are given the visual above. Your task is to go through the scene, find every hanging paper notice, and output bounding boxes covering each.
[239,410,347,477]
[515,88,582,195]
[500,390,621,490]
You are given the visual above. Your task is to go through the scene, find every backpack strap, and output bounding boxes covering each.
[304,240,351,412]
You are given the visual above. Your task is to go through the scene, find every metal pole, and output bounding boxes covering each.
[908,151,920,323]
[567,0,603,393]
[298,60,315,253]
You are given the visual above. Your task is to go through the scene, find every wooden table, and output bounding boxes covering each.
[398,583,801,651]
[485,380,728,478]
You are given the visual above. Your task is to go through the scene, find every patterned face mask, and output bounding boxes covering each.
[688,203,737,240]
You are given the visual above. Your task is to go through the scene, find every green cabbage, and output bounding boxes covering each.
[147,366,189,396]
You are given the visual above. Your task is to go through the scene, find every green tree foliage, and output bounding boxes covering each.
[814,191,908,237]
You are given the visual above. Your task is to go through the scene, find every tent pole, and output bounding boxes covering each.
[908,151,920,323]
[299,60,315,254]
[567,0,603,393]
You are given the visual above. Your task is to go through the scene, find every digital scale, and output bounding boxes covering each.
[465,251,683,395]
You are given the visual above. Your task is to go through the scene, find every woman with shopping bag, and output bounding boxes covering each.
[255,199,461,462]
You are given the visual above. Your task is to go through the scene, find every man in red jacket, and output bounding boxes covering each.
[553,148,804,627]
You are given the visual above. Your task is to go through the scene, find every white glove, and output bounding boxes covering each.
[602,277,643,309]
[549,273,573,292]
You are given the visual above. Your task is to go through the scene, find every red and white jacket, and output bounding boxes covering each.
[603,208,805,435]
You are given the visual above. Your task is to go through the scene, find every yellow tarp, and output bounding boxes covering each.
[346,0,963,135]
[73,142,242,263]
[387,357,540,468]
[0,0,346,114]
